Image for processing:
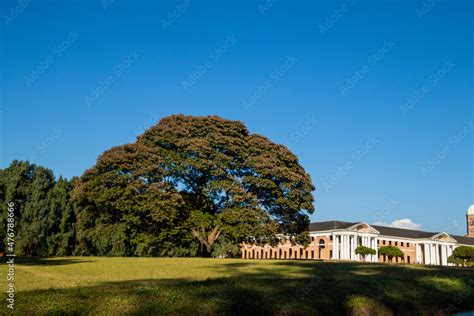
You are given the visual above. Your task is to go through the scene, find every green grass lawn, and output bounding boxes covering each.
[0,257,473,315]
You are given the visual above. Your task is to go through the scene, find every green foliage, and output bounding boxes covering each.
[355,246,376,260]
[0,161,77,256]
[1,115,315,257]
[76,115,315,256]
[448,255,466,267]
[449,246,474,266]
[74,143,189,256]
[378,246,404,262]
[212,239,242,258]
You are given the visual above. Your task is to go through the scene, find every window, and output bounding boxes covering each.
[389,241,392,246]
[407,243,410,247]
[401,242,404,247]
[407,256,411,264]
[311,250,314,259]
[329,250,332,259]
[311,237,315,242]
[383,240,386,245]
[330,236,333,241]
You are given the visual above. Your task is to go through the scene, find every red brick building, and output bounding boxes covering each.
[241,206,474,266]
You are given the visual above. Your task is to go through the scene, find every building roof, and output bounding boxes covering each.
[308,220,474,246]
[452,235,474,246]
[308,221,354,231]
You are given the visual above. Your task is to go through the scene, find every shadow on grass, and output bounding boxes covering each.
[15,257,95,266]
[4,260,474,315]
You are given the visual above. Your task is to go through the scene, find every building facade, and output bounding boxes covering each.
[241,206,474,266]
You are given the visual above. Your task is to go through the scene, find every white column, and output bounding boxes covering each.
[333,234,339,259]
[342,235,347,259]
[441,245,447,266]
[339,235,346,260]
[425,244,431,265]
[344,235,349,259]
[416,244,421,264]
[430,244,434,265]
[435,245,440,265]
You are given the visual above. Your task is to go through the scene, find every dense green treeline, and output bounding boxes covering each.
[0,161,77,256]
[0,115,315,257]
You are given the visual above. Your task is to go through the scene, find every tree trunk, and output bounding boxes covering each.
[191,225,222,255]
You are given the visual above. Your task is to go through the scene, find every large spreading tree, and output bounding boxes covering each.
[76,114,315,256]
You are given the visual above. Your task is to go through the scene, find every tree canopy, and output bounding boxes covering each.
[378,246,404,262]
[448,246,474,267]
[0,161,77,256]
[355,245,376,261]
[74,114,315,256]
[0,115,315,257]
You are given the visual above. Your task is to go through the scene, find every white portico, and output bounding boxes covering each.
[331,222,379,262]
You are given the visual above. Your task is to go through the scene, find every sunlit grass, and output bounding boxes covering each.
[0,257,472,315]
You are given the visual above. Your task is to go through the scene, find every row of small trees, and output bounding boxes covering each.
[355,245,474,266]
[355,245,404,262]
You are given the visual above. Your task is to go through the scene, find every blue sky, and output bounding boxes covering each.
[1,0,472,235]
